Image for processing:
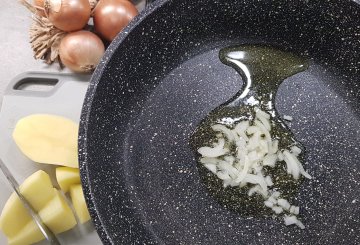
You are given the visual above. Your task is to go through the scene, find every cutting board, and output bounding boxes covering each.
[0,72,102,244]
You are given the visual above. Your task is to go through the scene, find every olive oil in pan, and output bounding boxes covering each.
[190,44,309,216]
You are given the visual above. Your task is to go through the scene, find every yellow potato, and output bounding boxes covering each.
[0,170,55,238]
[0,193,32,239]
[19,170,55,211]
[56,167,81,193]
[12,114,79,168]
[70,184,91,224]
[8,189,77,245]
[8,220,44,245]
[39,189,77,233]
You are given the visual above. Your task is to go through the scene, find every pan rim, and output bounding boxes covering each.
[78,0,168,243]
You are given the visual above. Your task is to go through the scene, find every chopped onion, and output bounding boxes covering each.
[283,150,301,179]
[197,108,311,230]
[278,152,284,161]
[265,176,274,186]
[272,206,283,214]
[268,196,277,204]
[264,200,274,208]
[256,109,271,119]
[271,191,281,199]
[204,163,217,174]
[198,138,228,158]
[291,145,302,155]
[200,157,219,165]
[277,198,291,210]
[234,156,251,184]
[284,115,293,121]
[284,215,305,229]
[243,174,268,191]
[294,206,300,215]
[212,124,237,142]
[263,154,277,167]
[270,140,279,154]
[257,114,271,131]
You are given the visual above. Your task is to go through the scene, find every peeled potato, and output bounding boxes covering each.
[19,170,56,211]
[39,189,77,234]
[56,167,81,193]
[0,170,78,245]
[70,184,91,224]
[12,114,79,168]
[8,189,77,245]
[8,220,44,245]
[0,193,33,239]
[0,170,55,238]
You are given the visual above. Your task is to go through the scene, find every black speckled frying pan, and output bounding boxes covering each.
[79,0,360,244]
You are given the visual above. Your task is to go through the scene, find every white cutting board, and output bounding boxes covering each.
[0,72,102,245]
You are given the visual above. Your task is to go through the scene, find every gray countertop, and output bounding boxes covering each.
[0,0,146,107]
[0,0,66,107]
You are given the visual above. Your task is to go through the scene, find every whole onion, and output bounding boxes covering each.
[93,0,138,41]
[45,0,91,32]
[59,31,105,73]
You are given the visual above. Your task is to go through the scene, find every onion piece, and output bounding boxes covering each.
[243,174,268,191]
[265,176,273,186]
[198,138,228,158]
[204,163,217,174]
[270,139,279,154]
[284,215,305,229]
[291,145,302,155]
[277,198,291,210]
[257,113,271,131]
[264,200,274,208]
[211,124,237,142]
[272,206,283,214]
[234,156,251,184]
[263,154,277,167]
[200,157,219,165]
[254,120,271,141]
[256,109,271,119]
[283,150,300,179]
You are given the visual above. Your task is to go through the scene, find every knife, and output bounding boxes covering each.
[0,157,60,245]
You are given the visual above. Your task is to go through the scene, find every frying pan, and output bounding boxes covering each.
[79,0,360,244]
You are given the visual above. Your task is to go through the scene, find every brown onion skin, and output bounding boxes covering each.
[47,0,91,32]
[34,0,46,16]
[59,31,105,73]
[93,0,138,42]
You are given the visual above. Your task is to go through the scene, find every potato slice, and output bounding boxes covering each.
[8,189,77,245]
[56,167,81,193]
[0,170,55,238]
[12,114,79,168]
[70,184,91,224]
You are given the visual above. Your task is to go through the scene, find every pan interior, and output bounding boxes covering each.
[81,0,360,244]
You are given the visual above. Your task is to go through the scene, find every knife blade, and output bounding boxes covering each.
[0,157,60,245]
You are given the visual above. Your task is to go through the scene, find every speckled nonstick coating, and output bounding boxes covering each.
[79,0,360,244]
